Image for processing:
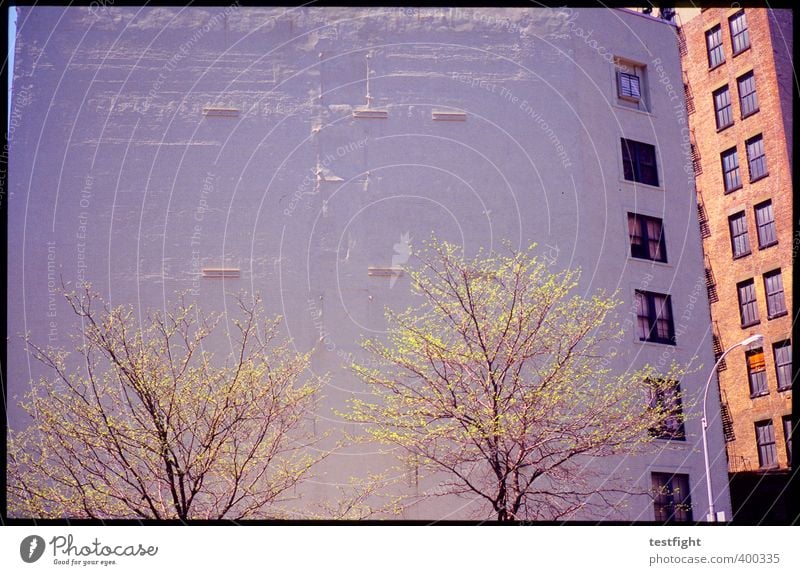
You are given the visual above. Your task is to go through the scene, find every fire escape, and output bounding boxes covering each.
[696,189,711,239]
[712,320,727,372]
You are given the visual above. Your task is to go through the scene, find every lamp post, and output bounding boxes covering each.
[701,333,763,522]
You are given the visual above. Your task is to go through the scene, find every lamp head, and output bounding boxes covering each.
[740,334,764,347]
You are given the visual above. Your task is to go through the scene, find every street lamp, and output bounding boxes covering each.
[701,333,763,522]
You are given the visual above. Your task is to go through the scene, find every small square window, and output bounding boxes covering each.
[636,291,674,345]
[754,200,777,248]
[713,85,733,130]
[737,71,759,118]
[652,472,693,523]
[746,134,768,181]
[755,420,778,468]
[628,213,667,262]
[729,10,750,55]
[721,147,741,192]
[621,139,659,186]
[746,348,768,397]
[706,25,725,68]
[736,279,759,327]
[728,211,750,259]
[763,269,786,319]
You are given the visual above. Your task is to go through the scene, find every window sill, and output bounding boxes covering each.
[621,178,663,191]
[613,101,653,117]
[708,61,726,72]
[750,173,769,184]
[767,311,788,320]
[732,252,751,260]
[716,122,734,133]
[758,241,778,250]
[741,108,760,120]
[630,255,669,265]
[777,386,792,393]
[724,184,743,195]
[638,338,677,346]
[750,391,769,399]
[732,46,751,58]
[741,320,761,329]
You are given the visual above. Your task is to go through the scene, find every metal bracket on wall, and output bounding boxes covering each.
[203,107,240,117]
[201,268,241,278]
[432,111,467,121]
[367,267,404,277]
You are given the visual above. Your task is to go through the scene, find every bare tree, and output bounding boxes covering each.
[347,239,688,521]
[9,287,324,520]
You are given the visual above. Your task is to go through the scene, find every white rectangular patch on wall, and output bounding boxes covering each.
[367,267,404,277]
[353,109,388,119]
[202,107,240,117]
[201,268,241,278]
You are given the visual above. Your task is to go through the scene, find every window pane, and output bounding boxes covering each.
[783,417,792,467]
[774,341,792,391]
[618,71,641,100]
[755,201,777,247]
[737,72,758,117]
[746,135,767,180]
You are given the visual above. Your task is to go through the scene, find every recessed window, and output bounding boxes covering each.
[621,139,659,186]
[713,85,733,130]
[736,279,759,327]
[754,200,777,248]
[728,211,750,259]
[729,10,750,55]
[755,419,778,468]
[746,134,768,181]
[618,71,641,101]
[615,60,650,112]
[628,213,666,262]
[773,340,792,391]
[648,380,685,441]
[746,347,768,397]
[652,472,693,523]
[782,416,792,467]
[706,25,725,68]
[636,291,674,345]
[763,269,786,319]
[737,71,759,118]
[721,147,741,192]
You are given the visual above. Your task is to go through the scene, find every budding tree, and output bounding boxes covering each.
[347,240,687,521]
[9,288,323,520]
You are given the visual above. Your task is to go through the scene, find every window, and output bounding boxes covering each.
[746,348,768,397]
[754,200,777,248]
[737,71,759,117]
[729,10,750,55]
[728,211,750,259]
[706,25,725,68]
[652,473,693,523]
[621,139,659,186]
[763,269,786,318]
[648,380,685,441]
[755,420,777,468]
[713,85,733,130]
[746,134,767,181]
[628,213,667,262]
[736,279,759,327]
[618,71,641,101]
[615,60,650,112]
[773,340,792,391]
[782,416,792,467]
[721,147,741,192]
[636,291,675,344]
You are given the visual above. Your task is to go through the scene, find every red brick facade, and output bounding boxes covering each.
[682,8,792,473]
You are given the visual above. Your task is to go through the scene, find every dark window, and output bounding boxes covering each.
[782,416,792,467]
[746,348,768,397]
[721,147,741,192]
[774,340,792,391]
[618,71,641,101]
[736,279,759,327]
[621,139,659,186]
[728,211,750,258]
[746,134,767,181]
[652,473,693,523]
[713,85,733,130]
[628,213,667,262]
[755,420,777,468]
[636,291,675,345]
[648,380,685,441]
[729,10,750,55]
[737,71,758,117]
[763,269,786,319]
[706,25,725,68]
[754,200,777,248]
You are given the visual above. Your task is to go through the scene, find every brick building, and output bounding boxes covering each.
[680,8,794,522]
